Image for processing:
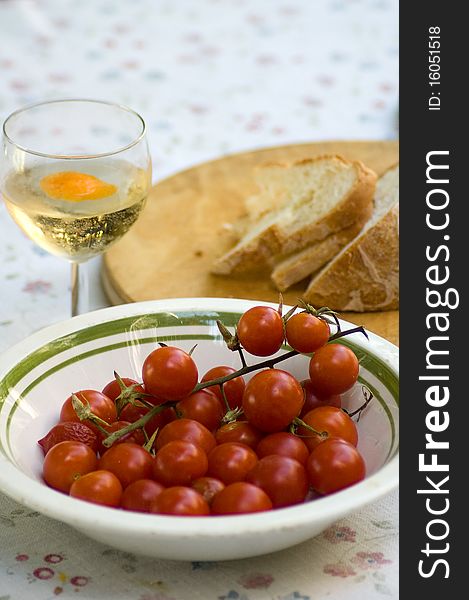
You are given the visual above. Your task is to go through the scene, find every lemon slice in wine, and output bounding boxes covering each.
[40,171,117,202]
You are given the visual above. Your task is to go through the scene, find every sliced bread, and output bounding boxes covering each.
[270,220,366,291]
[303,164,399,311]
[211,156,377,275]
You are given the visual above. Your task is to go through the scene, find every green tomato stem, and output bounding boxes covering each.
[95,323,366,450]
[102,401,175,448]
[219,384,231,413]
[292,417,327,439]
[328,325,368,342]
[194,324,367,394]
[344,386,374,420]
[193,350,299,392]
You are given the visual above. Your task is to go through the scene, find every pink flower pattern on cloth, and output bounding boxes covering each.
[0,0,398,598]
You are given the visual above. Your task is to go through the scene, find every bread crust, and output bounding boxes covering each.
[270,219,368,291]
[303,203,399,311]
[211,156,377,275]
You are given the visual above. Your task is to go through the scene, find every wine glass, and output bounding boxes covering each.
[1,99,151,316]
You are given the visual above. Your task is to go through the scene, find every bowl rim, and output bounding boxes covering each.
[0,297,399,537]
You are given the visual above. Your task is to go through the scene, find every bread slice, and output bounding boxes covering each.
[271,220,366,291]
[211,156,377,275]
[303,164,399,311]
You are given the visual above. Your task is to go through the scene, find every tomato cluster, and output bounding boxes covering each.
[38,304,367,516]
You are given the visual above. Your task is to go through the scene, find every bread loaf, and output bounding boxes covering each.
[303,164,399,311]
[270,220,365,291]
[211,156,376,275]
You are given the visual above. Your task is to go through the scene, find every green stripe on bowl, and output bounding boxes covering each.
[0,312,239,409]
[0,311,399,409]
[4,336,397,466]
[4,334,216,459]
[0,311,399,463]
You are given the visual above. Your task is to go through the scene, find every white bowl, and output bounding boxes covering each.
[0,298,398,561]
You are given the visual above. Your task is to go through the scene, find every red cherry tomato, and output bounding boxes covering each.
[207,442,258,485]
[176,390,224,431]
[309,344,359,396]
[242,369,304,432]
[211,482,272,515]
[121,479,165,512]
[101,377,145,402]
[119,401,148,423]
[155,418,216,455]
[153,440,208,486]
[97,421,145,456]
[246,455,309,507]
[98,442,153,488]
[285,312,330,353]
[150,486,210,516]
[201,366,246,410]
[60,390,117,434]
[306,438,366,494]
[215,421,263,449]
[300,379,341,416]
[192,477,225,505]
[69,470,123,507]
[142,346,198,400]
[298,406,358,452]
[237,306,284,356]
[38,421,98,455]
[43,441,97,493]
[256,432,309,465]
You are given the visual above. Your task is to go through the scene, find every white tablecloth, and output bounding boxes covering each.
[0,1,399,598]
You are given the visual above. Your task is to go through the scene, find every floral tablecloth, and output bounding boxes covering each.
[0,1,399,598]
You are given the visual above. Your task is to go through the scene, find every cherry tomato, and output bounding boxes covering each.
[300,379,341,417]
[215,421,263,449]
[298,406,358,452]
[309,344,359,396]
[207,442,258,485]
[306,438,366,494]
[98,442,153,488]
[242,369,304,432]
[97,421,145,456]
[60,390,117,434]
[285,312,330,353]
[176,390,224,431]
[246,455,309,507]
[43,441,98,493]
[38,421,98,455]
[237,306,284,356]
[142,346,198,400]
[211,482,272,515]
[119,401,148,423]
[192,477,225,505]
[201,366,245,410]
[153,440,208,486]
[150,486,210,516]
[256,432,309,465]
[69,470,123,507]
[121,479,165,512]
[155,418,216,455]
[102,377,145,402]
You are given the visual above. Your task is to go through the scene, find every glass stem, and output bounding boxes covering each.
[71,261,89,317]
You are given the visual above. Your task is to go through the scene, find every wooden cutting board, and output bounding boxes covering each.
[103,140,399,345]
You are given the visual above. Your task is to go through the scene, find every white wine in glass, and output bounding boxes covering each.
[1,99,151,316]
